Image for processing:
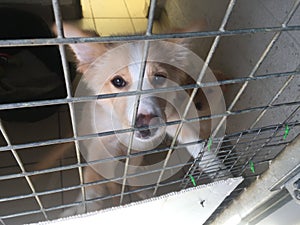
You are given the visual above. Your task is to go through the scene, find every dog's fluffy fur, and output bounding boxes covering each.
[52,23,229,215]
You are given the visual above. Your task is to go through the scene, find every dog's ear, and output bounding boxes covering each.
[158,21,207,73]
[52,23,109,73]
[166,20,208,46]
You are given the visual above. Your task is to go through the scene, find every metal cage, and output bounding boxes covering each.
[0,0,299,224]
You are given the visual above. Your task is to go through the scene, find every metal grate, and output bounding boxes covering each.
[0,0,300,224]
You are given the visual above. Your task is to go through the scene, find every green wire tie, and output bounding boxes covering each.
[189,175,197,187]
[283,124,290,140]
[207,137,212,151]
[249,161,255,174]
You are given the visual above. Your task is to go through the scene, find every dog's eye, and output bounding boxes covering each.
[152,73,166,86]
[111,76,127,88]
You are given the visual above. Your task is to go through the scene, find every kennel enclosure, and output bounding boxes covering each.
[0,0,300,224]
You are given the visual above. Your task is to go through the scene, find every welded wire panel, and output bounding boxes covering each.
[182,119,300,187]
[27,178,244,225]
[0,0,299,224]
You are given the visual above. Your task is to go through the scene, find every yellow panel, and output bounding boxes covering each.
[80,0,93,18]
[71,19,96,31]
[95,19,135,36]
[124,0,150,18]
[90,0,129,17]
[132,19,161,34]
[80,0,150,36]
[132,18,148,33]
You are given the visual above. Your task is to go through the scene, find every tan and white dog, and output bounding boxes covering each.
[50,23,229,215]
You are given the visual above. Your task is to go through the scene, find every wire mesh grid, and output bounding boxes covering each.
[0,0,299,224]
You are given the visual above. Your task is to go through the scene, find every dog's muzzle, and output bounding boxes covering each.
[134,113,163,139]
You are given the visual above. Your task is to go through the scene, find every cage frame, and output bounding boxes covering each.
[0,0,299,224]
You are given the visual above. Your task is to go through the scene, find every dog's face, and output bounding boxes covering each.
[97,59,171,146]
[82,41,190,151]
[62,24,225,151]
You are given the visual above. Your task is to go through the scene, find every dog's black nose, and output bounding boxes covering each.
[135,114,160,139]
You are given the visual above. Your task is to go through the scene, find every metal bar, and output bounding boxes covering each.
[209,126,300,225]
[146,0,156,35]
[201,0,300,186]
[249,69,299,129]
[0,209,43,220]
[193,132,243,186]
[0,126,294,182]
[3,174,202,220]
[230,128,263,173]
[51,0,86,213]
[0,100,299,155]
[247,1,300,128]
[0,70,298,111]
[238,105,300,176]
[0,160,193,205]
[4,154,289,221]
[211,0,300,139]
[219,132,244,165]
[0,26,300,47]
[2,124,298,219]
[180,152,204,188]
[0,0,298,222]
[0,122,48,220]
[182,117,298,188]
[246,189,292,225]
[119,0,157,204]
[118,42,149,204]
[1,183,151,220]
[152,0,237,196]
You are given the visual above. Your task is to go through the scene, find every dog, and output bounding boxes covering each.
[48,23,230,215]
